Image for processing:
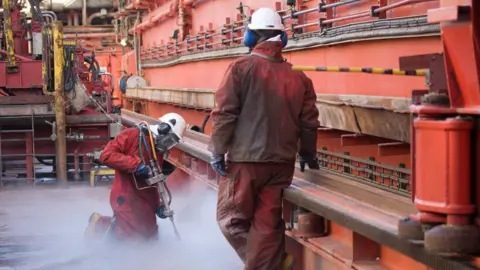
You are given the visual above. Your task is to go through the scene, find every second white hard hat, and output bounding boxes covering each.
[159,112,186,140]
[248,7,284,31]
[149,112,186,140]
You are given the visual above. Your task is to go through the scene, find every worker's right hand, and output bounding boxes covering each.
[135,164,151,179]
[299,155,320,172]
[210,154,227,177]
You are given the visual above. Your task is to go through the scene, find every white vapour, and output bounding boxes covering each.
[0,180,242,270]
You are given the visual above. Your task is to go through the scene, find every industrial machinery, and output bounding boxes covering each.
[0,0,120,185]
[1,0,480,269]
[116,0,480,269]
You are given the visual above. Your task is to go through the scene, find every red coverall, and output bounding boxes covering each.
[97,127,163,241]
[209,41,319,270]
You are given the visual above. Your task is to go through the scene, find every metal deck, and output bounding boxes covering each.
[0,184,242,270]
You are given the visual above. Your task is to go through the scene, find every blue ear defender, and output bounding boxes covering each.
[243,29,289,49]
[280,31,288,48]
[243,29,257,49]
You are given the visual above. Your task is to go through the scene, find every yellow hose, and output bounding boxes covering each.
[139,121,158,161]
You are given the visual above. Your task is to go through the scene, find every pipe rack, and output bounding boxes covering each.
[137,0,437,61]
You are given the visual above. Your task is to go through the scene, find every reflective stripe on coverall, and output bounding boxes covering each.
[209,40,320,270]
[97,127,163,241]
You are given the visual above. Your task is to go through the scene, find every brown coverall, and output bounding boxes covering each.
[209,40,320,270]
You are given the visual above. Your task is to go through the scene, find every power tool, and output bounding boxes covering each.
[136,121,182,240]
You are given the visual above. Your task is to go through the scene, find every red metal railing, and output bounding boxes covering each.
[135,0,436,61]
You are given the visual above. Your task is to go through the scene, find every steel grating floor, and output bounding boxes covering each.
[0,183,242,270]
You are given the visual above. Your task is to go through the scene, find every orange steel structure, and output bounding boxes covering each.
[39,0,477,268]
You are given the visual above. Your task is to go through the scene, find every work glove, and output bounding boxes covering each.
[156,206,168,219]
[299,155,320,172]
[135,164,151,179]
[162,160,176,176]
[210,154,227,177]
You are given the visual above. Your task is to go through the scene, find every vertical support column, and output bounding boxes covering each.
[83,156,92,181]
[25,133,33,185]
[2,0,17,71]
[53,21,68,186]
[74,149,80,181]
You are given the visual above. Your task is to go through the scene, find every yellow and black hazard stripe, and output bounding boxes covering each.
[292,66,427,76]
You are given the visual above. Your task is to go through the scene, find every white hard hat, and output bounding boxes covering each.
[158,112,186,140]
[248,8,284,31]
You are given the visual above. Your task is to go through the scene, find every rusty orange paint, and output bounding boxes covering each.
[380,245,429,270]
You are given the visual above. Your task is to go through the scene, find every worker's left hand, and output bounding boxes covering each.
[156,206,168,219]
[210,154,227,177]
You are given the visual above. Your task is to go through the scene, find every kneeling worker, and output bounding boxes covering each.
[85,112,186,242]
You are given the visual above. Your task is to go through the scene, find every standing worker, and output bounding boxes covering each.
[85,113,186,242]
[208,7,320,270]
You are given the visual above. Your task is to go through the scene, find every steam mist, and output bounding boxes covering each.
[0,181,243,270]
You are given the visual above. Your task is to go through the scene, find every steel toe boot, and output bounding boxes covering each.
[84,212,102,239]
[282,253,296,270]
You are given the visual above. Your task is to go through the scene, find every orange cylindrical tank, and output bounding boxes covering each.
[414,117,475,225]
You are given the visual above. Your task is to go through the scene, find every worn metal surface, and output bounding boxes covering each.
[124,89,412,141]
[52,21,67,186]
[0,185,241,270]
[0,105,54,117]
[0,96,53,105]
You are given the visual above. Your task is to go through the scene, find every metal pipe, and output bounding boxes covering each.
[82,0,87,26]
[282,0,362,20]
[73,12,80,26]
[63,32,116,39]
[67,13,73,26]
[292,66,427,76]
[0,48,31,61]
[52,21,68,186]
[322,11,370,24]
[322,0,361,10]
[66,114,118,124]
[128,0,178,34]
[64,26,114,33]
[374,0,436,14]
[87,12,116,25]
[102,72,115,92]
[134,12,141,75]
[42,11,58,21]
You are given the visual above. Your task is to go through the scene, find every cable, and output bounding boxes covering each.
[63,45,77,95]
